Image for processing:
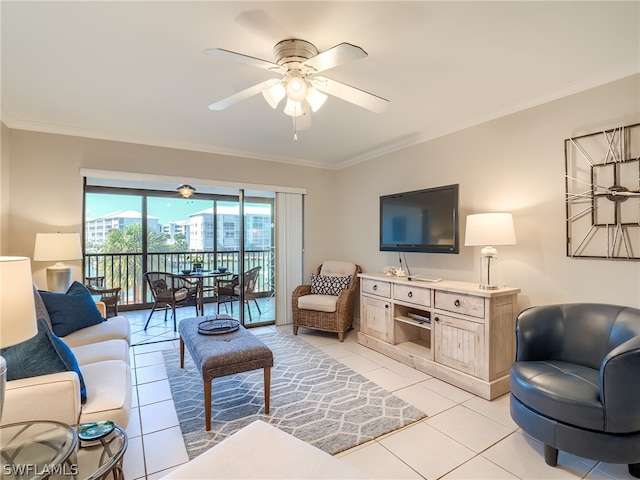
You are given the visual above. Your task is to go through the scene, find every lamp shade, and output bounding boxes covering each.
[0,256,37,348]
[33,233,82,262]
[464,213,516,246]
[262,83,286,109]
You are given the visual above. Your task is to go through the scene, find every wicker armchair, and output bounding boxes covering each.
[292,261,361,342]
[144,272,200,331]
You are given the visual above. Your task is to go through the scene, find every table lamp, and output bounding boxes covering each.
[464,213,516,290]
[34,233,83,293]
[0,256,38,422]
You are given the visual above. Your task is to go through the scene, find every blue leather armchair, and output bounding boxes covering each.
[510,303,640,477]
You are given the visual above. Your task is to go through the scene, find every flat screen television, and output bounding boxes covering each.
[380,184,459,254]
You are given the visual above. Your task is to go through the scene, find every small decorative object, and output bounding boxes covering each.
[78,420,115,441]
[565,123,640,259]
[216,266,228,273]
[198,316,240,335]
[383,266,406,277]
[187,255,204,272]
[383,266,397,276]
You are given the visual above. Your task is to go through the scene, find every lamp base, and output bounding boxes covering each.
[479,284,500,290]
[0,355,6,423]
[46,264,72,293]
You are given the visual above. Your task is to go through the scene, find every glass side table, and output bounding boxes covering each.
[0,420,77,479]
[74,424,127,480]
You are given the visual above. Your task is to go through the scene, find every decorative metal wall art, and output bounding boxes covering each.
[565,123,640,259]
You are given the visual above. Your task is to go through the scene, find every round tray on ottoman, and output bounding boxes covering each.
[198,316,240,335]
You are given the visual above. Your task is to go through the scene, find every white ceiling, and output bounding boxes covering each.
[2,1,639,169]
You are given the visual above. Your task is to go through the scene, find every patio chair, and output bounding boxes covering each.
[85,276,121,318]
[144,272,200,331]
[86,284,121,318]
[217,266,262,321]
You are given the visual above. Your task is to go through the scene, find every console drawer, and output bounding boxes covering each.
[393,284,431,307]
[361,279,391,298]
[435,291,485,319]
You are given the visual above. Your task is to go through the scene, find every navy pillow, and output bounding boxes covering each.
[39,281,105,337]
[1,318,87,403]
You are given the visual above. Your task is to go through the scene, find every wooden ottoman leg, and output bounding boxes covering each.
[264,367,271,415]
[180,337,185,369]
[205,378,212,431]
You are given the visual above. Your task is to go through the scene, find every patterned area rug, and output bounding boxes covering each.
[163,330,427,459]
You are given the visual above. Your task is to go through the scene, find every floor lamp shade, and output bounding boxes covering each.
[464,213,516,290]
[34,233,83,293]
[0,256,39,422]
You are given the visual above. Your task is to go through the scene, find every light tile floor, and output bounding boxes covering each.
[121,308,636,480]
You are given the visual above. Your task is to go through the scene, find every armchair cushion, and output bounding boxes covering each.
[319,261,356,277]
[310,274,352,296]
[1,318,87,403]
[298,294,338,313]
[511,360,602,431]
[39,281,105,337]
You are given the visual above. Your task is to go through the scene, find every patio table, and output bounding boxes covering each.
[178,270,233,315]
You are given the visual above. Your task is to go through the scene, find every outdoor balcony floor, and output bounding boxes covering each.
[123,297,274,346]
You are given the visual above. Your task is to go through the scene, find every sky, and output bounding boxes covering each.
[85,193,268,225]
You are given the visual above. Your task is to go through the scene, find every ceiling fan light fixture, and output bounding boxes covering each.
[305,87,328,112]
[284,98,304,117]
[262,82,286,109]
[177,184,196,198]
[285,76,308,102]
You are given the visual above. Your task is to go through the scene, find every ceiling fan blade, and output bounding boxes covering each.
[208,79,278,111]
[202,48,285,74]
[301,43,367,74]
[312,76,389,113]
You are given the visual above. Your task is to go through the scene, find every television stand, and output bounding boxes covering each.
[358,273,520,400]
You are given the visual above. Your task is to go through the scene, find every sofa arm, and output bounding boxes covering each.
[2,372,81,426]
[600,335,640,433]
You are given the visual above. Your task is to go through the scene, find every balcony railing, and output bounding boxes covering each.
[84,250,274,310]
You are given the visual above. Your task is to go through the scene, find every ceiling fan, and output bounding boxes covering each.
[203,39,389,138]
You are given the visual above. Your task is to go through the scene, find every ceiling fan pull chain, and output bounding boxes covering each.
[293,116,298,142]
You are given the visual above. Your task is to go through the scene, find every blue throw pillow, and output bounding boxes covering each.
[1,318,87,403]
[39,281,105,337]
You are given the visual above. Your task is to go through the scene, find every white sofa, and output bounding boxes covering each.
[1,291,132,429]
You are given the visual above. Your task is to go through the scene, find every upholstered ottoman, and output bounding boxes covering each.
[160,420,370,479]
[178,316,274,431]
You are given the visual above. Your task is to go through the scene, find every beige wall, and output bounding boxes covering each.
[1,123,10,253]
[337,74,640,309]
[4,132,337,287]
[4,74,640,308]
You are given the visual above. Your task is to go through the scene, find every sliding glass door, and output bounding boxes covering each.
[84,187,275,326]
